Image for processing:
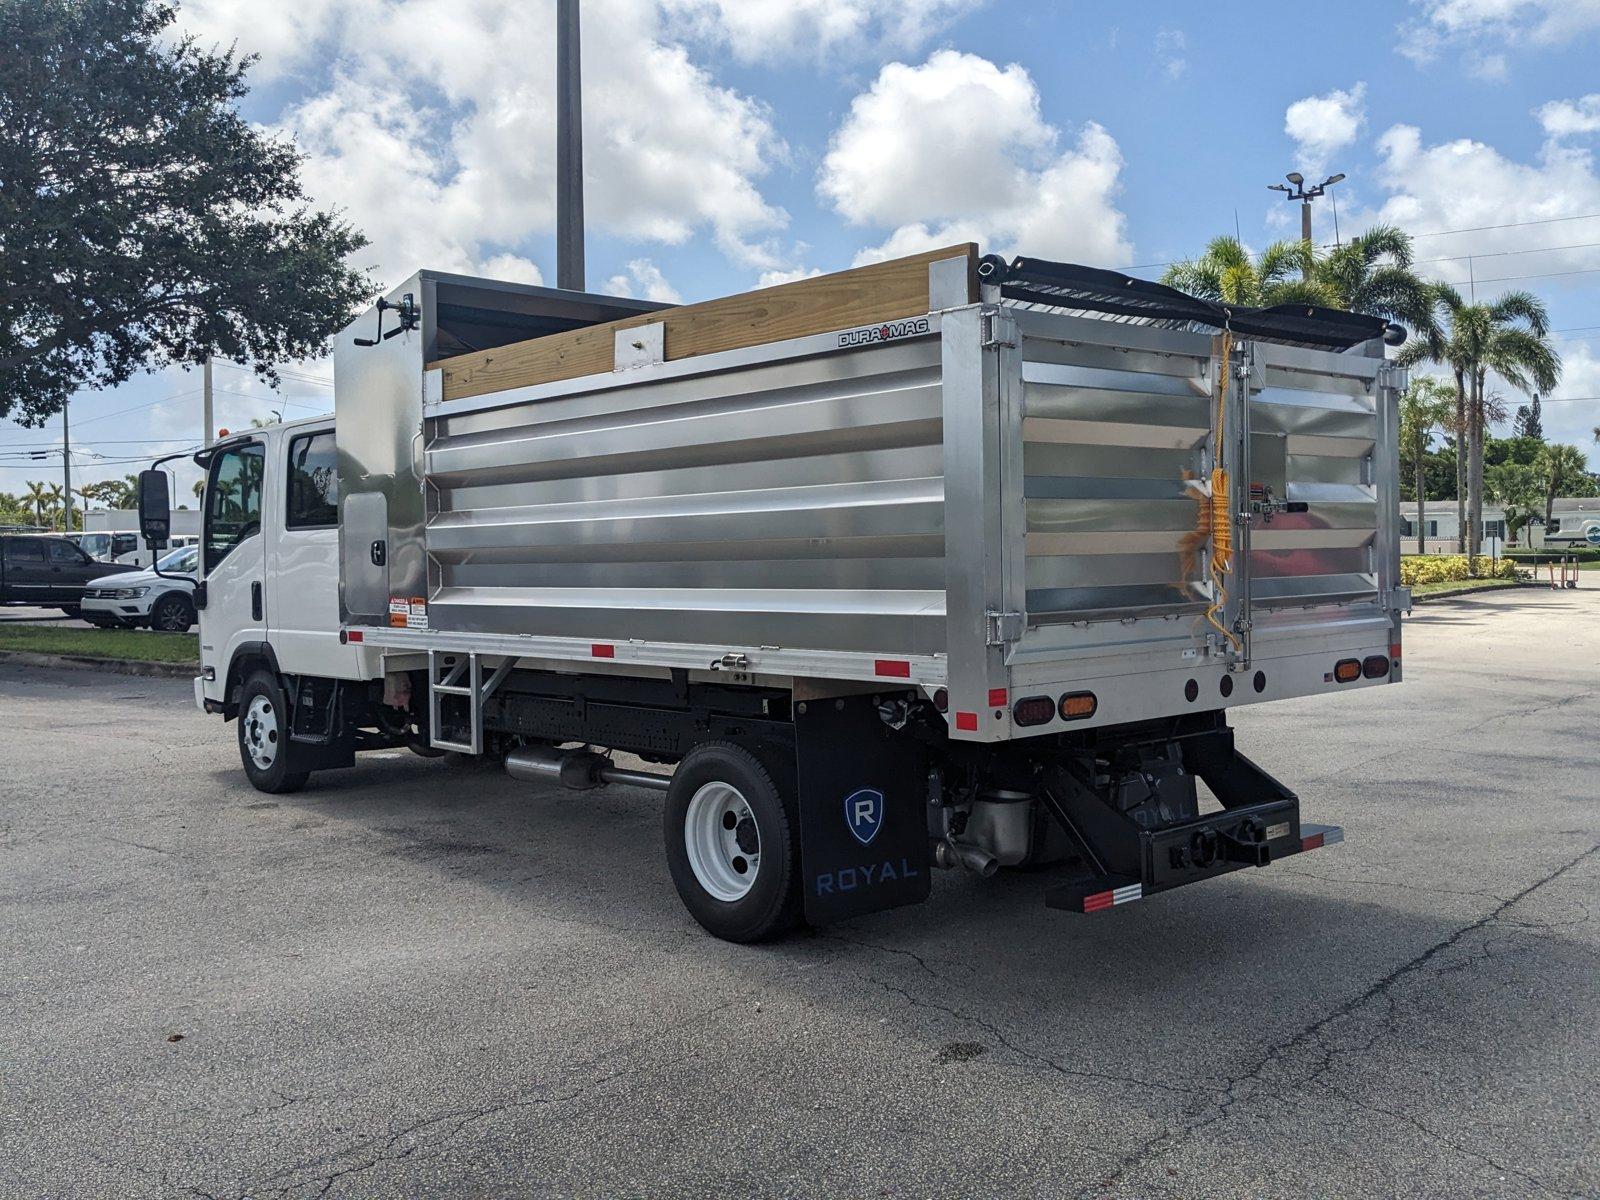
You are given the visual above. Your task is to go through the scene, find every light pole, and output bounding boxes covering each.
[556,0,585,291]
[1268,172,1344,280]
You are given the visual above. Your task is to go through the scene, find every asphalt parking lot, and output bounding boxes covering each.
[2,587,1597,1199]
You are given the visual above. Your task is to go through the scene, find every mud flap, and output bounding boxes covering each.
[794,693,931,925]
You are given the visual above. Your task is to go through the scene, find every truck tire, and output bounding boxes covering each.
[149,592,194,633]
[237,670,310,794]
[664,741,801,943]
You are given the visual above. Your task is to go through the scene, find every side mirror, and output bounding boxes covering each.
[138,469,172,549]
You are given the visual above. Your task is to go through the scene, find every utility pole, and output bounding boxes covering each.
[203,355,214,446]
[61,398,72,531]
[556,0,585,291]
[1268,172,1345,280]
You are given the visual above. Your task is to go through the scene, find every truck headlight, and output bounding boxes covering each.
[115,587,150,599]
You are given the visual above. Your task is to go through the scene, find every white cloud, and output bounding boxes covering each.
[757,266,824,287]
[603,259,682,303]
[658,0,970,63]
[1367,120,1600,288]
[819,51,1131,266]
[479,254,545,286]
[1154,28,1187,80]
[1538,94,1600,138]
[1285,83,1366,175]
[1399,0,1600,72]
[180,0,791,286]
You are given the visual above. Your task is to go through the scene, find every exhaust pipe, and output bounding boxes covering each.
[934,839,999,878]
[505,746,672,793]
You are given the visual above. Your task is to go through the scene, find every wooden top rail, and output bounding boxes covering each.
[431,244,978,403]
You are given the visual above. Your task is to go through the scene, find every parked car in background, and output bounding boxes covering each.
[82,544,199,632]
[71,530,140,561]
[0,533,138,613]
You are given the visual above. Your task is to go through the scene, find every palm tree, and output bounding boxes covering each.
[1402,286,1560,562]
[1162,236,1325,307]
[1315,225,1437,330]
[1399,377,1454,554]
[1536,443,1588,533]
[44,483,64,529]
[23,480,49,526]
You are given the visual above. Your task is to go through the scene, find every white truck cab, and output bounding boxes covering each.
[192,416,380,716]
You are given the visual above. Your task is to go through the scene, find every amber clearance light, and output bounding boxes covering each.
[1059,691,1098,720]
[1333,659,1361,683]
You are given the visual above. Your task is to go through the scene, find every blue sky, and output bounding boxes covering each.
[6,0,1600,500]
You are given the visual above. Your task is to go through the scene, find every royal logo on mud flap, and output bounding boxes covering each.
[844,788,884,846]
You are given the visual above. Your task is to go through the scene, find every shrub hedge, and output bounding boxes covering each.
[1400,555,1520,585]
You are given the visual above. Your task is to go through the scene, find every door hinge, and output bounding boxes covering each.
[981,309,1018,349]
[986,609,1025,645]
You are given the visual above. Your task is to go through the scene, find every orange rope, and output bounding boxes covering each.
[1203,332,1242,653]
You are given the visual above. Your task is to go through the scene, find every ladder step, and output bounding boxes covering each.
[432,684,473,696]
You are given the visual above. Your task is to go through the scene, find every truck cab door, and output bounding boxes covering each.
[199,439,268,693]
[1,537,48,604]
[267,426,356,676]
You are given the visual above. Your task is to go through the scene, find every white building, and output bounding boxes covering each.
[1401,497,1600,553]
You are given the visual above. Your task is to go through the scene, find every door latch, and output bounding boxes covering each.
[370,540,387,566]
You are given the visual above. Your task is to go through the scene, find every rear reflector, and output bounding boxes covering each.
[1059,691,1098,720]
[954,711,978,731]
[1389,642,1402,660]
[1012,696,1055,726]
[987,687,1008,708]
[875,659,911,678]
[591,643,615,658]
[1333,658,1361,683]
[1362,654,1390,679]
[344,629,363,643]
[1083,882,1143,912]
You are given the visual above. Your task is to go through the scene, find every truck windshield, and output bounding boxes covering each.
[77,533,112,559]
[204,441,264,573]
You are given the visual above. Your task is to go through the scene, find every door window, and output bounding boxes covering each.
[46,539,88,564]
[286,431,339,529]
[3,538,44,566]
[204,442,265,572]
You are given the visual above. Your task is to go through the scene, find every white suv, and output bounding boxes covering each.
[82,544,199,632]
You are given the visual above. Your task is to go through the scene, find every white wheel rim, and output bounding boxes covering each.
[243,694,280,771]
[684,782,760,901]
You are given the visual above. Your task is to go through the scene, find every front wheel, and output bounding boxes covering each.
[237,670,310,794]
[149,592,195,633]
[664,741,801,943]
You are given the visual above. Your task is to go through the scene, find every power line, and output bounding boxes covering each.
[1408,211,1600,238]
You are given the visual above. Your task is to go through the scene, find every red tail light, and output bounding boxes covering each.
[1012,696,1055,726]
[1362,655,1390,679]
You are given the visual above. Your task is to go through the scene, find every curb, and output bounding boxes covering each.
[0,649,197,679]
[1412,581,1531,604]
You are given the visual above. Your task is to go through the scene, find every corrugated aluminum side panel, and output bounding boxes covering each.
[1247,347,1385,608]
[1018,328,1216,623]
[421,338,948,654]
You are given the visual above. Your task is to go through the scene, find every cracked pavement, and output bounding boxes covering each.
[2,586,1597,1198]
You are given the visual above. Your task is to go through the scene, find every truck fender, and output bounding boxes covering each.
[219,640,283,721]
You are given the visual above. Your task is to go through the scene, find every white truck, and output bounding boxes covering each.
[138,247,1409,942]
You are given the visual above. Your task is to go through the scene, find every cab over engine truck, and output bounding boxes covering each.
[140,246,1409,942]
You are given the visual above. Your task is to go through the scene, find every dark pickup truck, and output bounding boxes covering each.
[0,533,138,613]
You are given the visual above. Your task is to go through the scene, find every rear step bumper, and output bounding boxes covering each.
[1047,822,1344,914]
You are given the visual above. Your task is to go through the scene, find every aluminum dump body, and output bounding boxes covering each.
[337,249,1405,742]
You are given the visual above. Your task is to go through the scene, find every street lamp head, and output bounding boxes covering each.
[1323,173,1346,186]
[1286,171,1304,185]
[1267,183,1292,193]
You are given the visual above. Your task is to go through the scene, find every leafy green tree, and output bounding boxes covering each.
[23,480,49,526]
[1161,237,1324,308]
[1512,394,1544,441]
[1486,462,1543,546]
[1400,377,1454,553]
[1536,443,1590,530]
[0,0,372,426]
[1403,286,1560,564]
[1163,225,1435,329]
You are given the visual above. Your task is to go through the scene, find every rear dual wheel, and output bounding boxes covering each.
[664,741,801,943]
